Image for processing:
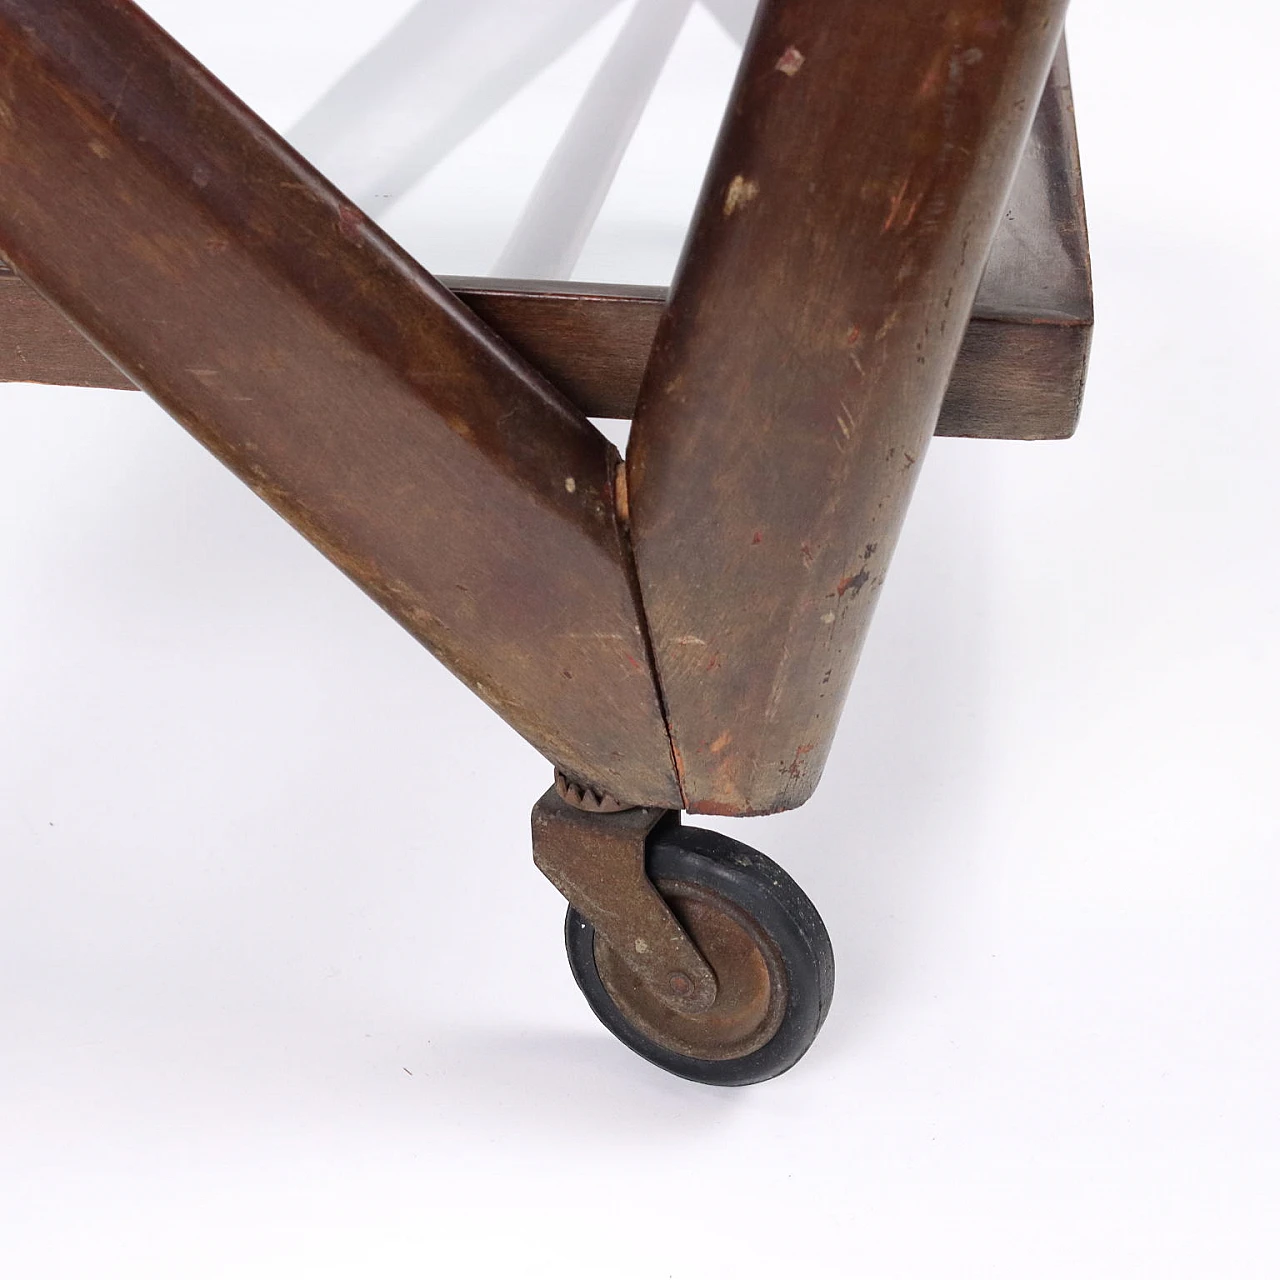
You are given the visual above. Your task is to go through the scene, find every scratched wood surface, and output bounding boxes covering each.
[626,0,1075,815]
[0,47,1089,439]
[0,0,681,807]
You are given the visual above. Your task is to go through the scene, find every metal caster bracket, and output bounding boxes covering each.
[531,785,718,1016]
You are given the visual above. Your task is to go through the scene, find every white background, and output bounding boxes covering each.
[2,2,1278,1276]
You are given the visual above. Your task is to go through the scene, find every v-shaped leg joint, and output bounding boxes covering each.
[0,0,680,808]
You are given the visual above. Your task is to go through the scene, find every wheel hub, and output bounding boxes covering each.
[593,878,788,1061]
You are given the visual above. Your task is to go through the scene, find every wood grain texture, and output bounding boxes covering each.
[0,0,680,807]
[447,277,666,422]
[627,0,1074,815]
[2,265,1090,436]
[947,314,1090,441]
[1,49,1089,438]
[0,266,133,389]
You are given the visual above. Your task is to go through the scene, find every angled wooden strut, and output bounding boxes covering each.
[627,0,1075,815]
[0,49,1090,442]
[0,0,680,808]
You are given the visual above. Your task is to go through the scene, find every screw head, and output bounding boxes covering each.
[668,970,695,998]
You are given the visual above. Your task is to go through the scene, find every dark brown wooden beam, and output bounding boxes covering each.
[448,277,668,423]
[0,0,680,807]
[626,0,1074,816]
[452,274,1091,440]
[1,44,1089,439]
[0,262,1091,437]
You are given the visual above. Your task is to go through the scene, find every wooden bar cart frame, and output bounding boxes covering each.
[0,0,1089,1084]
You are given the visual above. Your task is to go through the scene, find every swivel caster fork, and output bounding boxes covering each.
[532,777,834,1086]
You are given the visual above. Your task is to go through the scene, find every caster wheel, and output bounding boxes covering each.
[565,824,834,1085]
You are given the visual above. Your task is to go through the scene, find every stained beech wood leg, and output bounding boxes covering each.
[0,0,680,808]
[627,0,1073,815]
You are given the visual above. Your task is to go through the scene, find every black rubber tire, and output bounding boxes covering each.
[565,824,835,1086]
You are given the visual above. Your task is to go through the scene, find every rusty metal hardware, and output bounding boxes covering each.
[591,875,787,1060]
[531,786,718,1015]
[554,768,630,814]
